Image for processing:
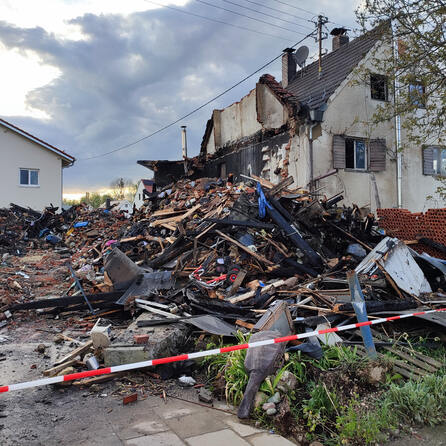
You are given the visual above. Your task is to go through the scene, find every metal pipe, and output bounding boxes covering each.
[392,22,403,208]
[181,125,188,175]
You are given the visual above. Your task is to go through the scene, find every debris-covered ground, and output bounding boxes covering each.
[1,175,445,445]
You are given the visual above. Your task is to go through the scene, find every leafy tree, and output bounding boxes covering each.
[110,177,136,200]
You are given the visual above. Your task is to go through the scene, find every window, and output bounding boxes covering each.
[333,135,386,171]
[19,169,39,186]
[345,138,367,170]
[370,74,388,101]
[409,82,425,108]
[423,146,446,176]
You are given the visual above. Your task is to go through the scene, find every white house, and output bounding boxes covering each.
[0,118,75,211]
[99,199,133,216]
[133,179,156,210]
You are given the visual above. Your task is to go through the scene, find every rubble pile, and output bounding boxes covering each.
[1,174,446,424]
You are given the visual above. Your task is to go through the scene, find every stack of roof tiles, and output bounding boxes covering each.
[377,208,446,259]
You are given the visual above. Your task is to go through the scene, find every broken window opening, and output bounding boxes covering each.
[370,73,388,101]
[345,139,367,170]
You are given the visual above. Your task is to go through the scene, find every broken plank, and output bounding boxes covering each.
[215,230,273,266]
[152,204,200,227]
[229,278,288,304]
[72,372,123,386]
[381,346,437,373]
[54,340,93,366]
[268,176,294,196]
[228,269,247,296]
[43,359,82,377]
[235,319,255,330]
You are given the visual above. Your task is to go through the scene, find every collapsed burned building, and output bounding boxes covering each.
[139,26,444,212]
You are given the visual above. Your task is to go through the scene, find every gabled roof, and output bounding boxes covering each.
[0,118,75,166]
[286,27,384,110]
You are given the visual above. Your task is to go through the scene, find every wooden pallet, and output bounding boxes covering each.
[353,329,443,380]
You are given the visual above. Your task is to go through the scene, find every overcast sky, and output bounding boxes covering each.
[0,0,359,196]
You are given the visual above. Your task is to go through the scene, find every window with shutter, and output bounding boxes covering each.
[369,139,386,171]
[332,135,345,169]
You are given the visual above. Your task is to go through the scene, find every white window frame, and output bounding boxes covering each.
[19,168,40,187]
[345,139,368,171]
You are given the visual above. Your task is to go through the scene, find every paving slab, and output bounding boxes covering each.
[166,409,226,438]
[125,431,185,446]
[223,417,265,437]
[185,428,251,446]
[247,432,297,446]
[158,401,202,420]
[117,418,170,440]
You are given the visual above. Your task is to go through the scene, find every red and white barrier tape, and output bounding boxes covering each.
[1,307,444,393]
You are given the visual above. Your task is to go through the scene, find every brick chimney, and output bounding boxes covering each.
[330,27,349,51]
[281,48,296,88]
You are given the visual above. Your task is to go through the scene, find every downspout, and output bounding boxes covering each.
[392,22,403,208]
[308,123,317,191]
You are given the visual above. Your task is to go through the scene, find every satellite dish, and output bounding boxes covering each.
[294,45,309,68]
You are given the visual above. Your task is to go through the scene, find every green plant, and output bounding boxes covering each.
[336,397,395,445]
[385,373,446,425]
[202,331,251,406]
[302,382,339,433]
[259,362,293,397]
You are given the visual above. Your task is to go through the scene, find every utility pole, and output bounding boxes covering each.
[317,14,328,78]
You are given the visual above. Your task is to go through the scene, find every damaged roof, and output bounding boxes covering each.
[0,118,75,166]
[286,27,385,110]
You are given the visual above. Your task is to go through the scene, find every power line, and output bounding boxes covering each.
[78,31,315,161]
[221,0,314,31]
[240,0,314,24]
[143,1,293,41]
[269,0,314,16]
[195,0,309,36]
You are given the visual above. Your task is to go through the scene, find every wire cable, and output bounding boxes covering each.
[144,0,293,41]
[269,0,314,16]
[240,0,314,24]
[77,31,315,161]
[195,0,309,36]
[221,0,314,30]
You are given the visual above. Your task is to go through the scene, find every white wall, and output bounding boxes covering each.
[0,128,63,210]
[133,181,146,210]
[400,115,446,211]
[308,45,398,211]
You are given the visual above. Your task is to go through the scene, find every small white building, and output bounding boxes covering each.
[133,179,156,210]
[100,199,133,215]
[0,118,75,210]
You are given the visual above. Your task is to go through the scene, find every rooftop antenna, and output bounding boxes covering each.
[293,45,309,77]
[294,46,309,67]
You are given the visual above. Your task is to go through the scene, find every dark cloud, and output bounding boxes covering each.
[0,2,357,191]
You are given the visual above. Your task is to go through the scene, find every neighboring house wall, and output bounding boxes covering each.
[0,128,63,210]
[133,181,148,210]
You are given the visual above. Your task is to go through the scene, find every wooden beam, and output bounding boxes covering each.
[54,340,93,366]
[215,230,274,266]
